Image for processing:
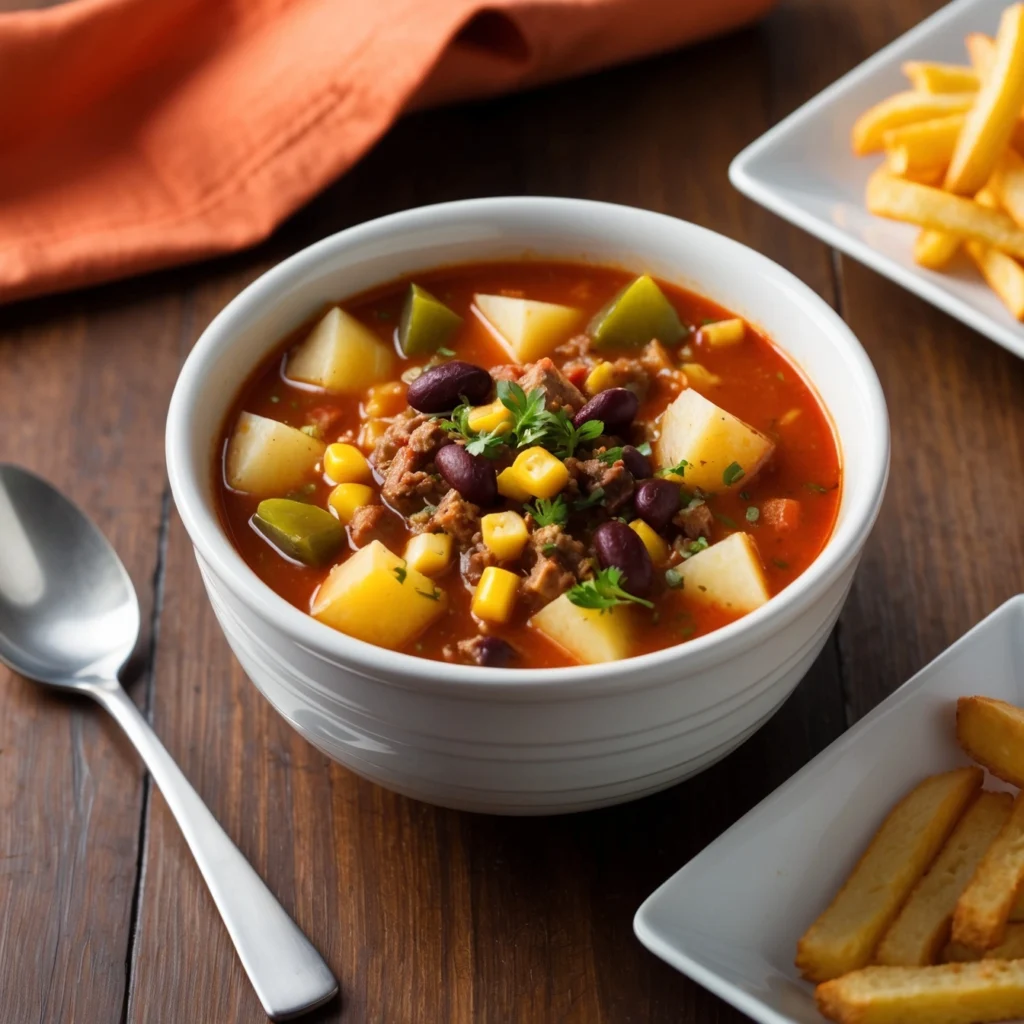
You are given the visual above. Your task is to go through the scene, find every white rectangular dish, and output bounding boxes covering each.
[729,0,1024,362]
[634,595,1024,1024]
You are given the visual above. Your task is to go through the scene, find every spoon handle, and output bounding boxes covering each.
[94,680,338,1021]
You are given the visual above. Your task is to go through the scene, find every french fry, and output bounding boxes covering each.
[884,114,965,171]
[914,229,961,269]
[796,768,983,982]
[866,171,1024,257]
[966,33,997,79]
[903,61,981,94]
[963,188,1024,319]
[953,791,1024,951]
[945,5,1024,194]
[1012,889,1024,923]
[945,924,1024,963]
[816,960,1024,1024]
[876,792,1013,967]
[988,146,1024,227]
[957,696,1024,789]
[852,92,979,155]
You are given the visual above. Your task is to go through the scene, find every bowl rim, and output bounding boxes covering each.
[166,196,889,698]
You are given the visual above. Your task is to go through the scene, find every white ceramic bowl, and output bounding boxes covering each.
[166,197,889,815]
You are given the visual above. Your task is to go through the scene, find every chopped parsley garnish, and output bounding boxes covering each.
[497,381,551,448]
[526,495,569,528]
[441,402,508,459]
[547,409,605,458]
[776,371,785,382]
[745,505,760,523]
[714,512,738,529]
[804,482,832,494]
[421,504,438,517]
[392,565,408,584]
[597,440,651,466]
[269,395,280,403]
[665,567,684,589]
[436,346,456,357]
[772,558,790,570]
[657,458,689,478]
[567,567,654,612]
[723,461,745,486]
[572,487,605,512]
[701,317,716,325]
[679,536,709,560]
[542,543,559,554]
[300,424,322,439]
[739,490,750,501]
[416,585,443,601]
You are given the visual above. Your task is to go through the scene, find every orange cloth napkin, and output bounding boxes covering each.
[0,0,774,303]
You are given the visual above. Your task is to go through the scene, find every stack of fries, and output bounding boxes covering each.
[855,4,1024,320]
[797,696,1024,1023]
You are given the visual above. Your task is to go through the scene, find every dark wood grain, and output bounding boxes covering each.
[2,0,1021,1022]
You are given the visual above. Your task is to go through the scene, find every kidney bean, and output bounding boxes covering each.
[634,478,681,531]
[406,361,491,413]
[592,520,653,597]
[620,444,652,480]
[474,636,517,667]
[573,388,639,435]
[435,443,497,507]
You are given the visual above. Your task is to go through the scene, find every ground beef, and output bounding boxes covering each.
[447,636,518,667]
[305,405,348,441]
[427,489,481,548]
[564,457,635,514]
[674,502,713,540]
[519,524,593,610]
[375,414,451,512]
[490,363,523,383]
[554,333,592,360]
[640,339,676,375]
[347,504,388,547]
[515,358,586,413]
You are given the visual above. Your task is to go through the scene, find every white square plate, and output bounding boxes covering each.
[634,595,1024,1024]
[729,0,1024,362]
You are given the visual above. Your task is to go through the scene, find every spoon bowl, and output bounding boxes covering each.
[0,464,139,686]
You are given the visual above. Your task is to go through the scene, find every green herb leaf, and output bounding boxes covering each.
[772,558,790,570]
[745,505,760,523]
[497,381,551,448]
[657,458,689,478]
[440,401,510,459]
[723,461,745,486]
[679,536,709,560]
[300,424,322,439]
[269,395,280,403]
[597,446,625,465]
[416,585,443,601]
[566,566,654,612]
[739,490,750,501]
[637,441,652,456]
[526,495,569,529]
[776,371,785,382]
[392,565,408,584]
[714,512,738,529]
[421,504,438,517]
[804,482,831,494]
[665,567,684,589]
[572,487,605,512]
[436,346,456,357]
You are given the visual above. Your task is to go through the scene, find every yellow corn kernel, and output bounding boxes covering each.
[512,447,570,499]
[481,511,529,561]
[467,399,513,434]
[358,418,389,452]
[364,381,406,417]
[698,318,746,348]
[472,566,519,624]
[681,362,722,388]
[779,408,802,427]
[629,519,670,565]
[584,361,617,395]
[324,442,372,484]
[328,483,375,524]
[404,532,452,577]
[496,466,532,503]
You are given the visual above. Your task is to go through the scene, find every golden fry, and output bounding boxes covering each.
[866,171,1024,257]
[966,32,997,79]
[883,114,965,171]
[816,960,1024,1024]
[953,790,1024,951]
[913,229,960,269]
[876,792,1013,967]
[946,5,1024,194]
[1012,889,1024,923]
[957,695,1024,788]
[903,61,981,93]
[965,241,1024,319]
[988,147,1024,228]
[796,768,983,983]
[852,92,978,155]
[945,923,1024,963]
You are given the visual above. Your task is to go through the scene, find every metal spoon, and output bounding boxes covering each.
[0,464,338,1021]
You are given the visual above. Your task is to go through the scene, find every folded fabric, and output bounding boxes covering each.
[0,0,774,303]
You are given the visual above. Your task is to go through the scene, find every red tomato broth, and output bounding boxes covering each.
[216,260,840,669]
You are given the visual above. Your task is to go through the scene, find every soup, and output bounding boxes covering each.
[216,261,840,669]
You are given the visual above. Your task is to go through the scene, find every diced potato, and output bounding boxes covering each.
[588,274,685,349]
[398,284,462,356]
[286,306,394,394]
[467,399,513,434]
[511,447,570,499]
[530,593,633,664]
[404,533,452,577]
[472,566,519,624]
[674,533,770,614]
[655,388,774,493]
[328,482,375,524]
[481,511,529,561]
[312,541,447,649]
[629,519,670,565]
[225,412,326,496]
[699,318,746,348]
[474,293,582,362]
[496,466,531,503]
[323,442,371,484]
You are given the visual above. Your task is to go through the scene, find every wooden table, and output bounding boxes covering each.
[2,1,1022,1020]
